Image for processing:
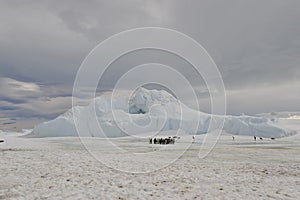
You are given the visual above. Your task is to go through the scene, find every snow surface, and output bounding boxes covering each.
[1,127,299,199]
[31,88,296,138]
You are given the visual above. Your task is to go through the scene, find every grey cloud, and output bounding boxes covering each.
[0,78,42,103]
[0,0,299,127]
[0,78,72,122]
[0,106,18,111]
[226,81,300,115]
[1,0,299,87]
[0,0,169,83]
[165,0,300,89]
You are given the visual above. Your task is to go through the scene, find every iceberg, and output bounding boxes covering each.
[31,88,296,138]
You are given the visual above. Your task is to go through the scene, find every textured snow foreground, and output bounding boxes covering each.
[32,88,296,138]
[0,124,299,199]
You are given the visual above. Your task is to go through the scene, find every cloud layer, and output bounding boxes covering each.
[0,0,299,129]
[0,78,71,119]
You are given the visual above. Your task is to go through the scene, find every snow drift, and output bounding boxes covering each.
[32,88,296,138]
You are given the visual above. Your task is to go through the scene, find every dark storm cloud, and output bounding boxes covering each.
[0,0,299,127]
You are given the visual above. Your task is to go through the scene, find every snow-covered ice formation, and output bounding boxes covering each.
[31,88,296,138]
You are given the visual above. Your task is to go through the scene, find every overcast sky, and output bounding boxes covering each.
[0,0,299,130]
